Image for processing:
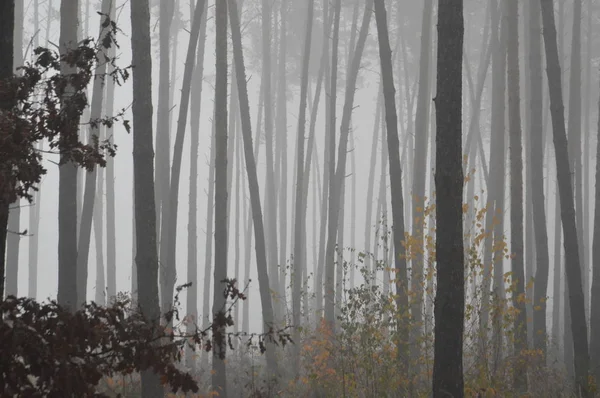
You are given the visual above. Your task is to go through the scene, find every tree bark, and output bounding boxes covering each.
[105,2,116,301]
[130,0,162,393]
[539,0,590,395]
[374,0,409,381]
[432,1,465,396]
[185,0,207,371]
[57,0,80,312]
[528,0,550,359]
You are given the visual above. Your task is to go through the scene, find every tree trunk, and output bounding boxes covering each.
[506,0,528,391]
[324,0,373,325]
[539,0,590,395]
[432,1,464,396]
[590,46,600,389]
[261,0,280,312]
[528,0,550,359]
[5,0,23,299]
[185,0,207,370]
[155,0,174,253]
[130,0,162,394]
[57,0,80,312]
[105,2,116,301]
[410,0,433,374]
[374,0,409,381]
[228,0,279,379]
[76,0,112,306]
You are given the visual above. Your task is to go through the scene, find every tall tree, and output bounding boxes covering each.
[291,0,315,376]
[528,0,550,358]
[410,0,433,372]
[57,0,80,312]
[130,0,162,394]
[432,0,464,396]
[0,0,15,300]
[76,0,112,305]
[591,61,600,388]
[186,0,208,370]
[162,0,207,314]
[5,0,23,299]
[373,0,409,382]
[506,0,528,391]
[212,0,228,393]
[539,0,590,395]
[228,0,278,378]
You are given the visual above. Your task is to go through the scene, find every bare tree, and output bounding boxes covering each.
[130,0,162,393]
[432,0,464,396]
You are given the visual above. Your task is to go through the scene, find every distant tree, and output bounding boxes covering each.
[432,0,465,396]
[539,0,590,395]
[373,0,409,383]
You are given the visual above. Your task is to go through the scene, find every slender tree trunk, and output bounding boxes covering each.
[432,1,465,396]
[291,0,315,376]
[374,0,409,381]
[155,0,174,251]
[130,0,162,393]
[325,0,373,325]
[185,0,207,370]
[76,1,111,305]
[94,130,105,306]
[410,0,433,374]
[5,0,23,299]
[539,0,590,394]
[0,0,14,301]
[528,0,550,359]
[228,0,279,379]
[506,0,528,391]
[261,0,280,311]
[365,87,382,275]
[591,67,600,387]
[57,0,80,312]
[105,2,116,301]
[202,120,216,331]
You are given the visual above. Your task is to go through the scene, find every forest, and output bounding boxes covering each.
[0,0,599,396]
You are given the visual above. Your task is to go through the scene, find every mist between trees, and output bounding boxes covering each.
[1,0,600,396]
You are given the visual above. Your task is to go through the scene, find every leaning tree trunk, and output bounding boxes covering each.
[374,0,409,384]
[228,0,279,379]
[161,0,207,315]
[130,0,163,394]
[76,0,112,306]
[324,0,373,325]
[528,0,550,359]
[432,0,465,397]
[539,0,590,395]
[57,0,80,312]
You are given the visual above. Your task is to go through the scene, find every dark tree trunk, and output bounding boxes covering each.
[185,0,207,371]
[528,0,550,358]
[539,0,590,395]
[130,0,163,394]
[432,1,465,396]
[374,0,409,382]
[212,0,228,393]
[506,0,528,391]
[57,0,80,312]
